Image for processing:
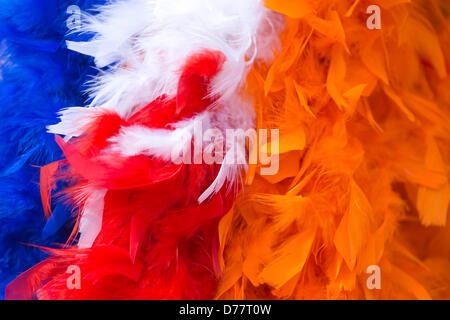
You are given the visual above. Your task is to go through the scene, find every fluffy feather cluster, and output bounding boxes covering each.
[0,0,105,299]
[5,0,282,299]
[217,0,450,299]
[2,0,450,300]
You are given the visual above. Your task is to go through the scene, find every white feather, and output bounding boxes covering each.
[105,112,211,160]
[62,0,282,120]
[78,188,107,249]
[198,150,247,203]
[47,107,97,138]
[51,0,283,203]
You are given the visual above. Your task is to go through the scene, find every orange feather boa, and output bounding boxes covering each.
[217,0,450,300]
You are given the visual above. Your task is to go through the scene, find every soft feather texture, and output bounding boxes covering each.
[0,0,105,299]
[217,0,450,300]
[6,0,282,299]
[49,0,284,201]
[6,0,447,301]
[57,0,283,118]
[7,50,236,299]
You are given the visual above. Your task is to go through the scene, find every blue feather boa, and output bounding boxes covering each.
[0,0,105,298]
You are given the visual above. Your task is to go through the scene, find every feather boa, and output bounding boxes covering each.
[0,0,106,299]
[6,0,282,299]
[4,0,450,300]
[217,0,450,299]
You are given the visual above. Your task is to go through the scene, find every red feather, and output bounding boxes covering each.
[7,50,234,300]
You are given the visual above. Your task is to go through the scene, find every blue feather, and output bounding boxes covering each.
[0,0,106,299]
[42,204,73,239]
